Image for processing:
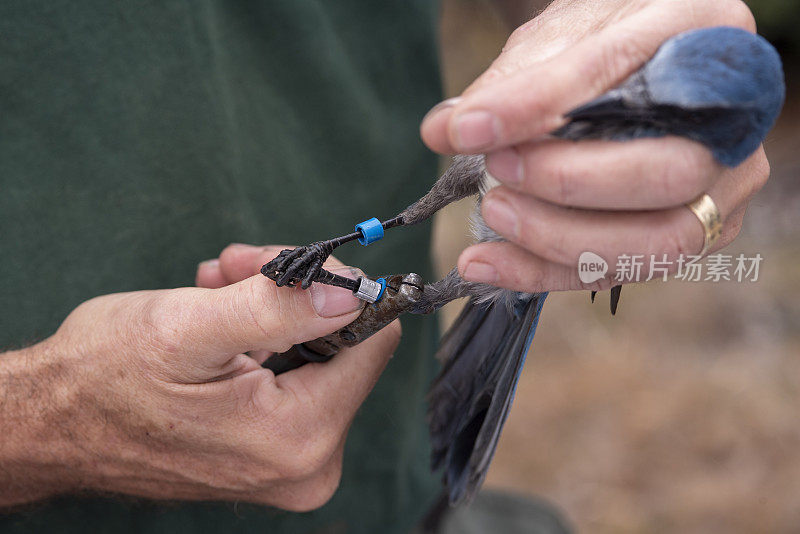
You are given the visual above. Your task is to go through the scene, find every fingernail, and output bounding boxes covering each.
[462,262,498,284]
[199,258,219,269]
[453,111,499,151]
[310,267,364,317]
[483,197,519,239]
[422,97,462,124]
[486,148,523,185]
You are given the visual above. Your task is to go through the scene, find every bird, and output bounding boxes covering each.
[261,26,784,505]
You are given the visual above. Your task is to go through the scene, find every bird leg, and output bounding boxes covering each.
[261,216,404,289]
[262,155,486,290]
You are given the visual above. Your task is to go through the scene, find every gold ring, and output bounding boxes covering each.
[686,193,723,256]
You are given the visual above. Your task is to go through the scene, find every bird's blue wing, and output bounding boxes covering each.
[428,292,547,505]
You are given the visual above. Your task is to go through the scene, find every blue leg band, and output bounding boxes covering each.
[355,217,384,245]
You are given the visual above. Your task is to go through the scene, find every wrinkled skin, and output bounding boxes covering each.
[421,0,769,293]
[1,245,399,511]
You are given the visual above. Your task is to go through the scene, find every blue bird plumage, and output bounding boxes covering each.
[556,27,784,166]
[427,26,784,506]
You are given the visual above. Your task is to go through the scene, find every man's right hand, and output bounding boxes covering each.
[0,245,400,511]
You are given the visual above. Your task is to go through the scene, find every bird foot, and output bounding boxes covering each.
[261,241,333,289]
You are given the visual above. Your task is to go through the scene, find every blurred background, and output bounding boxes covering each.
[432,1,800,532]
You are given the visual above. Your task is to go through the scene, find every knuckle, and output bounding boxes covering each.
[218,242,240,264]
[547,157,577,205]
[723,0,757,32]
[658,146,709,203]
[541,223,572,265]
[142,290,185,353]
[249,381,291,425]
[243,282,282,345]
[239,282,295,352]
[660,217,699,259]
[506,19,538,49]
[275,299,312,351]
[590,31,650,93]
[479,66,508,87]
[511,92,549,130]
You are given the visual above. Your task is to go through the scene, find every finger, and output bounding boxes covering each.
[218,244,292,285]
[196,259,228,289]
[460,200,751,293]
[479,151,764,269]
[459,241,616,292]
[713,205,747,253]
[151,267,365,365]
[276,319,401,428]
[485,136,721,209]
[421,2,757,154]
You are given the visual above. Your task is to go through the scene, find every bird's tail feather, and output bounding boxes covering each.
[427,292,547,505]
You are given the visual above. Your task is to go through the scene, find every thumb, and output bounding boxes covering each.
[158,267,365,363]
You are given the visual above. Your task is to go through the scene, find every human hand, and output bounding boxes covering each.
[421,0,769,292]
[2,245,399,511]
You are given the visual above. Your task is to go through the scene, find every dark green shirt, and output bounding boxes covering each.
[1,1,443,532]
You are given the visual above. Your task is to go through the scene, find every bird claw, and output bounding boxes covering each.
[588,286,622,315]
[609,284,622,315]
[261,242,332,289]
